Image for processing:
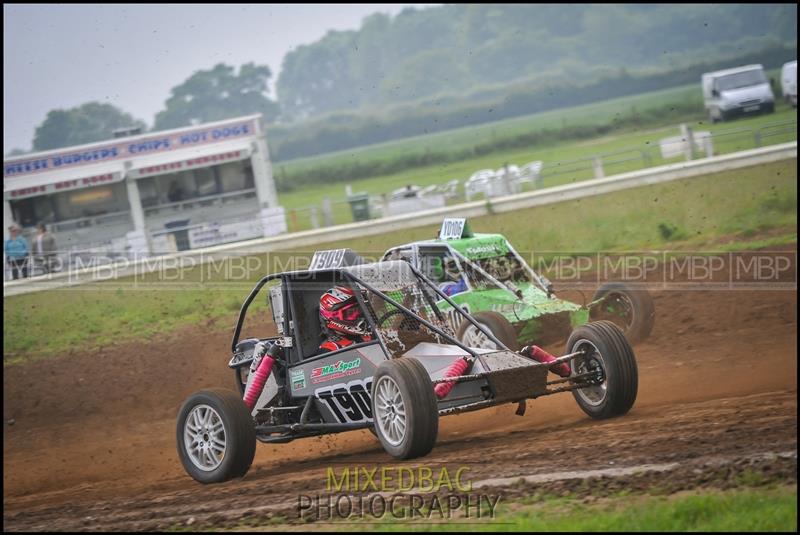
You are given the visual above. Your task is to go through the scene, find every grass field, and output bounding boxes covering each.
[330,485,797,532]
[3,158,795,364]
[275,83,706,171]
[330,159,797,255]
[275,100,796,232]
[275,68,786,172]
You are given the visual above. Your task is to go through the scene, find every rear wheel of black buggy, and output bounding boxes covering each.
[371,358,438,459]
[176,388,256,484]
[567,321,638,420]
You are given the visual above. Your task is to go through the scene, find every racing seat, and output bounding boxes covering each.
[286,278,330,361]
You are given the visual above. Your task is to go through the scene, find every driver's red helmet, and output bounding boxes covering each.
[319,286,366,337]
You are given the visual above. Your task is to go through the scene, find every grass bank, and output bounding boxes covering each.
[3,159,796,364]
[275,103,796,232]
[326,485,798,532]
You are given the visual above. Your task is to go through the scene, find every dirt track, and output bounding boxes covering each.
[3,255,797,531]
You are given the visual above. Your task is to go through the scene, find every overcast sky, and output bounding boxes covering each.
[3,3,438,153]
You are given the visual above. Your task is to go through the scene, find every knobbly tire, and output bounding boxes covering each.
[176,388,256,484]
[456,310,519,351]
[590,282,655,345]
[371,358,438,459]
[567,321,638,419]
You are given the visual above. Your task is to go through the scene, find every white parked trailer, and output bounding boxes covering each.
[781,60,797,107]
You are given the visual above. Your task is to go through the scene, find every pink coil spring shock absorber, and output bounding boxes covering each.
[243,346,277,411]
[434,357,471,399]
[523,345,571,378]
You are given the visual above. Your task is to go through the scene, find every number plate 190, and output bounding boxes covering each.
[315,378,374,423]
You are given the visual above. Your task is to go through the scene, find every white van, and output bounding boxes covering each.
[701,64,775,122]
[781,60,797,107]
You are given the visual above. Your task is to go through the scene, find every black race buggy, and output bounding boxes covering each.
[176,253,638,483]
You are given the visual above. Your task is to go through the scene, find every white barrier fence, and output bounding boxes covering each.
[4,141,796,297]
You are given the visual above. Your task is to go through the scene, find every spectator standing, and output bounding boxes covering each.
[5,225,29,279]
[35,223,58,274]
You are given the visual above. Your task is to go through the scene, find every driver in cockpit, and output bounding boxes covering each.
[318,286,373,353]
[435,256,467,297]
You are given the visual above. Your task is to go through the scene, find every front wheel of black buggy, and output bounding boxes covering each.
[371,358,438,459]
[567,321,638,420]
[176,388,256,484]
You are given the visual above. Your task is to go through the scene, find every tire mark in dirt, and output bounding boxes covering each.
[4,389,796,531]
[3,254,797,531]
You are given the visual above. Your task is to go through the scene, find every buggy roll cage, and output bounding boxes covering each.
[388,237,554,298]
[231,262,511,359]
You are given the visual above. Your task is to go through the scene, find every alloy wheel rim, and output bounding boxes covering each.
[184,404,226,471]
[571,339,607,406]
[462,321,498,349]
[374,376,407,447]
[601,292,635,331]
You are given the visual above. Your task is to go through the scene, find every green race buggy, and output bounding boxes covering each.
[381,218,655,351]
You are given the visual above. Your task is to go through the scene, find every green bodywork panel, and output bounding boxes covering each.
[446,234,511,260]
[443,282,580,318]
[393,232,594,345]
[436,283,587,345]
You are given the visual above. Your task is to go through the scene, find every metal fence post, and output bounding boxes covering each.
[680,124,694,161]
[642,149,652,168]
[592,156,604,178]
[703,136,714,158]
[321,197,334,227]
[382,193,391,218]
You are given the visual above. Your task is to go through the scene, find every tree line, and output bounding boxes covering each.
[12,4,797,156]
[276,4,796,119]
[266,43,797,162]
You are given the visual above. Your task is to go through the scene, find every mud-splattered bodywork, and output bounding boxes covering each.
[382,232,590,347]
[229,259,559,438]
